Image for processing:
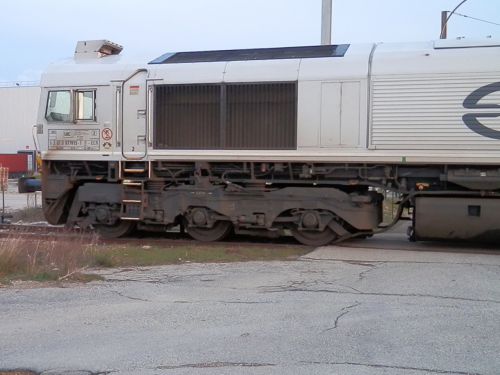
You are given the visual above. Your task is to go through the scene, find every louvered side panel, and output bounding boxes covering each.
[153,82,297,150]
[371,75,500,150]
[154,84,220,149]
[226,83,297,149]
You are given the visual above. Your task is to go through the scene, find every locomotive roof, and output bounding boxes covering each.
[149,44,350,64]
[40,38,500,87]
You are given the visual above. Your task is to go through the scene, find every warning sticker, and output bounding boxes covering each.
[48,129,100,151]
[129,85,140,95]
[102,127,113,141]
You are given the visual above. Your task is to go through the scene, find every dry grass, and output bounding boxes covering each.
[0,231,101,283]
[0,231,311,285]
[91,243,309,268]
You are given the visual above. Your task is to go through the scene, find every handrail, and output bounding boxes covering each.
[115,86,121,145]
[366,42,379,149]
[120,68,148,161]
[147,85,154,147]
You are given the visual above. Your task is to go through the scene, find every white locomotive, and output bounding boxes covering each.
[35,38,500,245]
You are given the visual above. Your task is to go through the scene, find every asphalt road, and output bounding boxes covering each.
[2,181,41,212]
[1,233,499,375]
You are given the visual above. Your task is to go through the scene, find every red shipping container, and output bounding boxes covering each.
[0,153,29,175]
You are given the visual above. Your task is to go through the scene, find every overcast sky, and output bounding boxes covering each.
[0,0,498,83]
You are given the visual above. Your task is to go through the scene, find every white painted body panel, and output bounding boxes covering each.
[224,60,300,82]
[39,147,500,166]
[149,61,227,84]
[36,86,114,155]
[298,44,372,81]
[370,40,500,152]
[37,38,500,165]
[297,80,367,149]
[371,73,500,150]
[372,41,500,75]
[41,56,140,87]
[122,71,148,157]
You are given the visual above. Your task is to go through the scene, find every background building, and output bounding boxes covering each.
[0,83,40,153]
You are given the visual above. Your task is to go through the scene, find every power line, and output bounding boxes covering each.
[440,0,469,39]
[453,12,500,27]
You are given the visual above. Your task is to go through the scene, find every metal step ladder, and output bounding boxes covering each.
[120,179,145,221]
[122,161,148,179]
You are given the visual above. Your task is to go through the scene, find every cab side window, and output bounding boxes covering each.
[76,90,96,121]
[45,91,71,122]
[45,89,96,123]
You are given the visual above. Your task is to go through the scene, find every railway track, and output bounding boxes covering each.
[0,223,311,249]
[0,223,68,234]
[1,222,499,255]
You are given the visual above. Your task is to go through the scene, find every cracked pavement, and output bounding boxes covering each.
[1,238,499,375]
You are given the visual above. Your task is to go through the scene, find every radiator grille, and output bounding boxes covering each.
[226,83,296,149]
[154,85,220,149]
[154,82,297,150]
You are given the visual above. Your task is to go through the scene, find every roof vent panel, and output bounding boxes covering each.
[74,40,123,60]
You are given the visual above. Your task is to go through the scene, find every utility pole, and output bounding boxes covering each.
[440,0,469,39]
[441,10,449,39]
[321,0,332,45]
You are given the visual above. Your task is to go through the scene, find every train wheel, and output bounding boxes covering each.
[291,227,337,246]
[187,221,232,242]
[94,220,136,239]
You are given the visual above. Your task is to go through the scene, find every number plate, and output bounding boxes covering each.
[48,129,100,151]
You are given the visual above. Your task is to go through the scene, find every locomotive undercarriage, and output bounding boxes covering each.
[41,160,500,245]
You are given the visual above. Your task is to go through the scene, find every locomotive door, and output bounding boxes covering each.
[121,69,148,159]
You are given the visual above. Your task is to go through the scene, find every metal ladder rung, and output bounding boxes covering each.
[121,174,144,220]
[123,168,146,173]
[123,199,142,204]
[123,181,142,186]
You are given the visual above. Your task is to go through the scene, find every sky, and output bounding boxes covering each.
[0,0,498,83]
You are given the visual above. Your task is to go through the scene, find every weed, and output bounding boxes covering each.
[32,271,60,282]
[0,230,311,284]
[0,230,99,283]
[92,252,115,268]
[97,244,310,267]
